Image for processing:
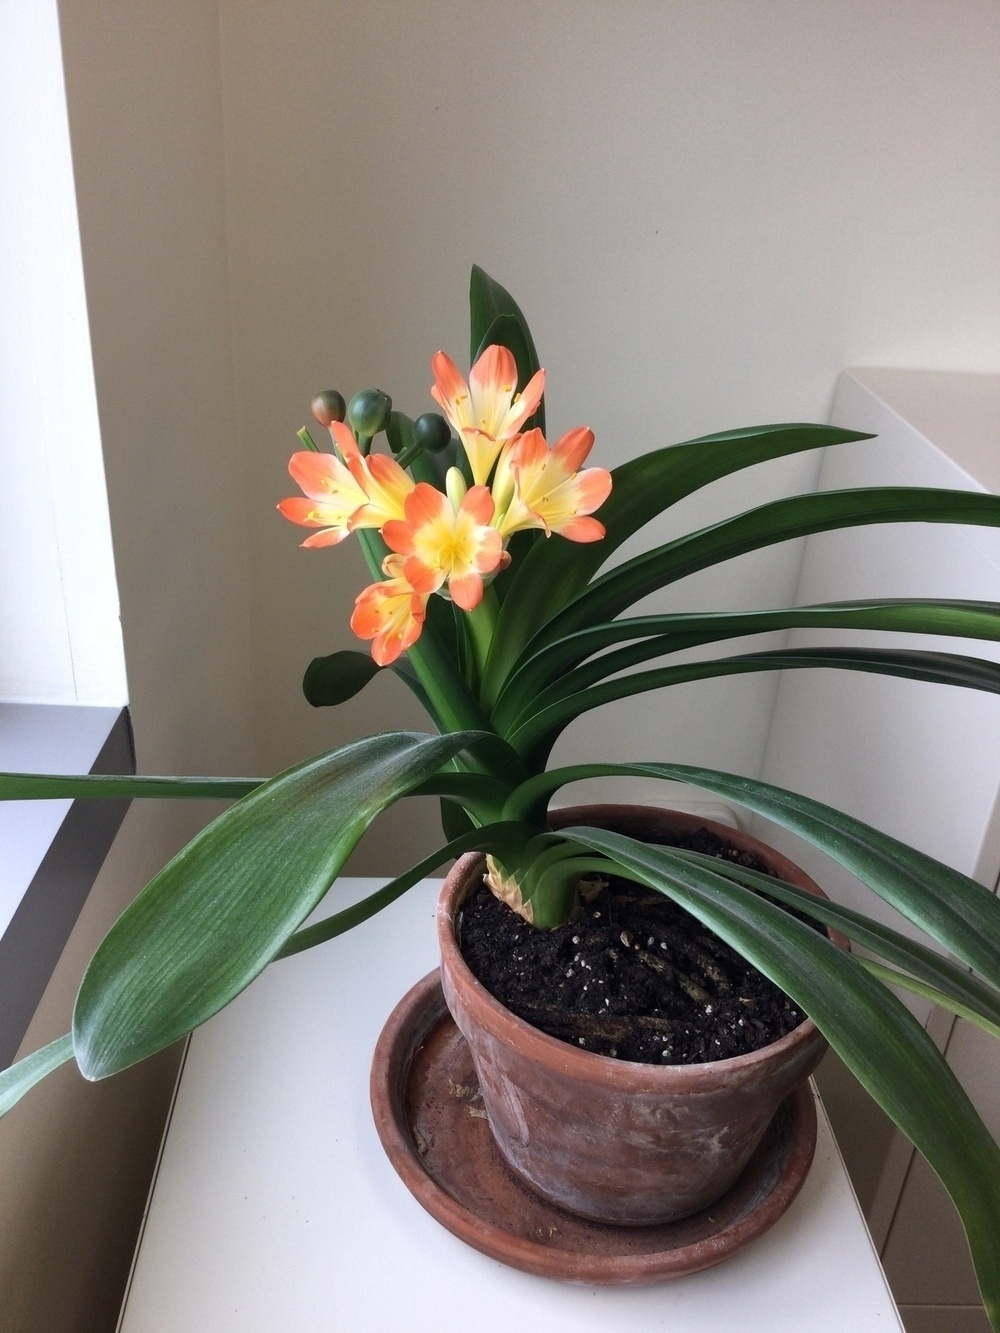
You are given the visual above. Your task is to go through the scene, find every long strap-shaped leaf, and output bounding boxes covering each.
[0,1034,74,1117]
[275,819,540,960]
[0,773,263,800]
[482,424,871,704]
[859,960,1000,1043]
[520,487,1000,662]
[560,827,1000,1329]
[507,647,1000,763]
[72,731,481,1081]
[493,599,1000,730]
[666,850,1000,1036]
[507,761,1000,987]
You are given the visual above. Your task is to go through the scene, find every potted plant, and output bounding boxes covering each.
[3,268,1000,1316]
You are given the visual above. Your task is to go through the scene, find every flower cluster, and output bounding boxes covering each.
[278,345,612,665]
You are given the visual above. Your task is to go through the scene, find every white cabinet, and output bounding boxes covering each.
[759,369,1000,1331]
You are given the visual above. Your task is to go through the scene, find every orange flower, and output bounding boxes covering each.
[329,421,413,529]
[277,450,369,547]
[382,475,506,611]
[430,345,545,486]
[350,555,428,666]
[493,426,612,542]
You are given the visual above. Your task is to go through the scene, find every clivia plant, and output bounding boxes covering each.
[3,268,1000,1320]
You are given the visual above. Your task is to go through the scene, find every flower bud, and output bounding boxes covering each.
[445,466,468,510]
[311,390,347,427]
[412,412,452,454]
[348,388,392,438]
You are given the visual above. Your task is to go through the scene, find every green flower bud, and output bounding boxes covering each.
[348,388,392,438]
[412,412,452,454]
[310,390,347,427]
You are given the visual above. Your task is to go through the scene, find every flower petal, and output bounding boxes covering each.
[556,515,607,543]
[330,420,362,466]
[472,524,504,572]
[404,482,452,530]
[460,484,496,527]
[468,344,518,413]
[494,424,611,542]
[569,466,613,513]
[350,569,427,666]
[430,351,470,420]
[287,450,364,504]
[431,346,546,486]
[401,554,443,595]
[449,571,485,611]
[278,451,369,545]
[299,527,353,548]
[552,426,596,474]
[381,519,416,555]
[512,367,545,424]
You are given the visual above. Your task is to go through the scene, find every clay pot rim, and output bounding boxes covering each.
[437,804,835,1095]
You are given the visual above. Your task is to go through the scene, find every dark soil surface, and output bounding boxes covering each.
[458,826,812,1066]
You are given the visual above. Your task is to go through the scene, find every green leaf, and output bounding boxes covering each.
[412,770,514,824]
[0,1034,74,1117]
[439,797,475,842]
[376,598,489,740]
[559,827,1000,1327]
[275,819,540,959]
[507,647,1000,765]
[666,849,1000,1036]
[858,960,1000,1044]
[72,731,483,1080]
[0,772,263,800]
[526,487,1000,657]
[482,423,872,703]
[302,650,381,708]
[493,599,1000,731]
[490,527,542,606]
[384,409,415,457]
[509,760,1000,988]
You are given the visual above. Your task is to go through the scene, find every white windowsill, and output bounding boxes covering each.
[0,702,132,1064]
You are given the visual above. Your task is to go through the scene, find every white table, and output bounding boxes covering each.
[117,878,904,1332]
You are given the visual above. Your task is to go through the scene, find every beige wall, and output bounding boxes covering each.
[220,0,999,808]
[1,0,997,1327]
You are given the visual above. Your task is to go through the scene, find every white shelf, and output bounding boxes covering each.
[118,877,902,1333]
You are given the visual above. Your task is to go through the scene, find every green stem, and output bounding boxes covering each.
[297,428,321,452]
[464,587,499,687]
[394,441,424,470]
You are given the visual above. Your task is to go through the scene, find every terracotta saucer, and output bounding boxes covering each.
[370,970,818,1286]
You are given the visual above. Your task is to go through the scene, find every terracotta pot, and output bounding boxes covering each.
[437,804,837,1227]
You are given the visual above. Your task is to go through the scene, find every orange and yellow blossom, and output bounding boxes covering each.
[431,345,545,486]
[328,420,414,529]
[381,473,507,611]
[350,555,429,667]
[277,450,369,547]
[492,426,612,542]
